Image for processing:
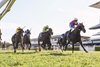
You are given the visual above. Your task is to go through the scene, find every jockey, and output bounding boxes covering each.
[69,18,78,32]
[67,18,78,38]
[42,25,49,32]
[16,27,22,33]
[25,29,31,34]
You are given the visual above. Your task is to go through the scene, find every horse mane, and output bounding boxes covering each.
[75,23,83,29]
[78,23,84,27]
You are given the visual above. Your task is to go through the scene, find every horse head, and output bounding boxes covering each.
[48,28,53,35]
[76,23,86,33]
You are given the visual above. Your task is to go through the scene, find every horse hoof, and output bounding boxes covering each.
[28,48,31,50]
[86,51,88,53]
[39,48,41,51]
[14,51,16,53]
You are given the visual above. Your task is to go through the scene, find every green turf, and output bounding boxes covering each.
[0,50,100,67]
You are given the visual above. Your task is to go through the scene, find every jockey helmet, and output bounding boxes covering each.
[16,27,21,32]
[74,18,78,21]
[25,29,30,34]
[45,25,49,28]
[17,27,21,29]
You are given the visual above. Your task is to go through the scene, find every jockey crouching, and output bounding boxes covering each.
[16,27,23,37]
[25,29,31,37]
[68,18,78,38]
[43,25,49,32]
[41,25,49,37]
[16,27,22,33]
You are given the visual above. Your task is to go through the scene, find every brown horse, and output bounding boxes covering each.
[11,28,24,53]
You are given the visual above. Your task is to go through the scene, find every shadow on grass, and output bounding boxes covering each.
[0,50,72,56]
[40,52,72,56]
[0,51,38,54]
[50,53,72,56]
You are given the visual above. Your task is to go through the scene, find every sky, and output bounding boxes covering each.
[0,0,100,43]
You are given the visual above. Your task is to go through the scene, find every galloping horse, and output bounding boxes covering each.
[58,23,88,53]
[23,29,31,50]
[57,34,67,51]
[66,23,88,53]
[38,28,53,51]
[11,28,24,53]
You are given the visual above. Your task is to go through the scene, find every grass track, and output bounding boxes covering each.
[0,50,100,67]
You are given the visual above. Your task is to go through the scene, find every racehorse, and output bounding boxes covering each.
[38,28,53,51]
[66,23,88,53]
[58,23,88,53]
[23,29,31,50]
[57,34,67,51]
[11,28,24,53]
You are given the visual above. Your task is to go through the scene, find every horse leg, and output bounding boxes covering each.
[25,43,27,50]
[20,43,24,52]
[38,40,41,51]
[25,44,27,50]
[65,40,70,50]
[27,44,30,50]
[60,44,63,52]
[16,42,18,49]
[28,42,31,50]
[64,44,67,50]
[13,43,16,53]
[27,43,31,50]
[48,44,51,50]
[72,43,74,53]
[79,41,88,53]
[15,42,19,53]
[42,42,47,50]
[48,41,52,50]
[22,43,25,50]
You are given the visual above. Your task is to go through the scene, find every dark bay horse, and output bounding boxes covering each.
[57,34,67,51]
[38,28,53,51]
[58,23,88,53]
[11,28,24,53]
[66,23,88,53]
[23,29,31,50]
